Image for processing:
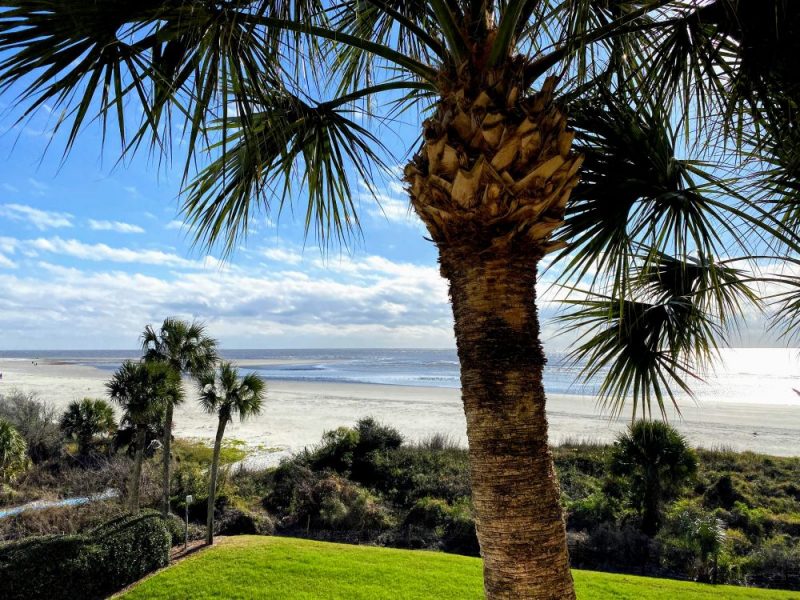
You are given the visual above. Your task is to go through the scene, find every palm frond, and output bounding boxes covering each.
[557,250,760,419]
[552,86,761,298]
[182,84,397,252]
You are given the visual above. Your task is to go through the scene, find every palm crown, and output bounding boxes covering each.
[142,317,219,379]
[59,398,116,454]
[198,361,265,423]
[106,360,181,426]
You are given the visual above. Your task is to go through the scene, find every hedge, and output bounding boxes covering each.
[0,510,170,600]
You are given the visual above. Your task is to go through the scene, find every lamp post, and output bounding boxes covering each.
[185,494,193,549]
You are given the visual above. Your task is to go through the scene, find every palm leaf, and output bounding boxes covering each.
[182,82,402,252]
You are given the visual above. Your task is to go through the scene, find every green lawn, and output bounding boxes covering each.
[118,536,800,600]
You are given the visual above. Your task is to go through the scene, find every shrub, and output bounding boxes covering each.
[745,535,800,590]
[401,496,478,555]
[0,510,170,600]
[263,460,315,513]
[306,418,404,480]
[566,491,619,531]
[92,511,171,589]
[363,445,471,507]
[163,514,204,546]
[0,390,62,463]
[309,427,360,473]
[291,474,393,533]
[216,507,275,536]
[703,474,750,511]
[586,522,657,571]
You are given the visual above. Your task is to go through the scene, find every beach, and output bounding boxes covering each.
[1,355,799,464]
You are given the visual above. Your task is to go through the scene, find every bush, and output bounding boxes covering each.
[400,496,478,555]
[163,514,204,546]
[306,418,403,481]
[585,522,657,571]
[309,427,360,473]
[0,390,63,463]
[364,445,471,507]
[0,510,170,600]
[703,475,751,511]
[745,535,800,590]
[290,474,393,533]
[216,507,275,536]
[566,491,619,530]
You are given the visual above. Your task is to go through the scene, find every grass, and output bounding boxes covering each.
[172,438,248,465]
[118,536,800,600]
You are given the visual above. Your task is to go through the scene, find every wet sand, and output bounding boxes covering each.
[1,358,798,466]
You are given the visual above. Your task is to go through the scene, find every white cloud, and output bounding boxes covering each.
[27,237,220,269]
[166,220,188,230]
[0,253,16,269]
[0,203,73,230]
[358,178,421,228]
[263,248,303,265]
[88,219,145,234]
[0,251,455,348]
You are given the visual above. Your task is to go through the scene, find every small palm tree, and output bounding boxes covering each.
[107,360,182,513]
[59,398,116,457]
[692,513,726,584]
[0,418,29,484]
[198,362,265,544]
[142,317,218,517]
[610,420,698,535]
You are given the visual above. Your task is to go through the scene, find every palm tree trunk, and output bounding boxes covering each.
[161,402,174,517]
[129,427,147,514]
[206,418,226,545]
[441,248,574,599]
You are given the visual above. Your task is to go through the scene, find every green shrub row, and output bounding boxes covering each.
[0,510,170,600]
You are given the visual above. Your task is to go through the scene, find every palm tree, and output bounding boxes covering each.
[107,360,182,513]
[0,418,29,484]
[610,420,697,536]
[0,2,797,595]
[59,398,117,457]
[141,317,218,517]
[198,362,265,544]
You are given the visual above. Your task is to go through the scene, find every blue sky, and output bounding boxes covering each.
[0,91,474,350]
[0,82,776,352]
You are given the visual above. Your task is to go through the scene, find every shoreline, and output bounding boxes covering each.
[1,358,799,463]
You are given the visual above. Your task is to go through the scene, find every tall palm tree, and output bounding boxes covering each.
[107,360,182,513]
[198,362,265,544]
[59,398,117,457]
[142,318,218,517]
[1,2,797,595]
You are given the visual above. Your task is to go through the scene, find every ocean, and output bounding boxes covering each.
[2,347,799,408]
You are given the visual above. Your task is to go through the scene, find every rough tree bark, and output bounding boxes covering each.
[405,65,581,598]
[444,250,573,598]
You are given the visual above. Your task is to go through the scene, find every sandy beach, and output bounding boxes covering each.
[1,357,798,465]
